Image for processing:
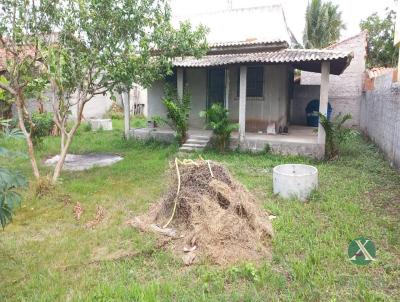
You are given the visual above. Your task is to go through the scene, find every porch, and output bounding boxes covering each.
[131,125,321,157]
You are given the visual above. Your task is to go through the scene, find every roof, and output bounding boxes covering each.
[208,40,289,55]
[173,49,353,75]
[325,31,368,50]
[366,67,395,79]
[173,5,297,47]
[0,46,37,72]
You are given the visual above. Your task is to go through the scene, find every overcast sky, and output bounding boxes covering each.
[170,0,397,43]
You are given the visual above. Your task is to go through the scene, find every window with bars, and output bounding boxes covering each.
[236,66,264,98]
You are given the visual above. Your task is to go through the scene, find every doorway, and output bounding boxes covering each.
[207,68,225,109]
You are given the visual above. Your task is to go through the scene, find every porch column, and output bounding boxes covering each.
[177,67,184,99]
[318,61,330,144]
[239,65,247,144]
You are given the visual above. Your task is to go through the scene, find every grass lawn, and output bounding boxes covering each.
[1,119,399,301]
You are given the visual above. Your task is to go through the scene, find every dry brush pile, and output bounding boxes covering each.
[127,159,274,265]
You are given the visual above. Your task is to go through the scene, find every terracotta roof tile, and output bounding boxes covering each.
[366,67,395,79]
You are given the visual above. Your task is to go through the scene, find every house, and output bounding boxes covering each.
[293,31,367,127]
[134,5,354,157]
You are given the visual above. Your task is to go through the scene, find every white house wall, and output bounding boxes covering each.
[147,64,289,131]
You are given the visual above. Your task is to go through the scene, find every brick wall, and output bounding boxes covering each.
[360,73,400,169]
[294,32,367,127]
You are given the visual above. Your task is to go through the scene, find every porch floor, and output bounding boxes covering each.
[188,125,317,144]
[233,125,317,144]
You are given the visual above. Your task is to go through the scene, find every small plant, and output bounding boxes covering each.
[319,113,352,159]
[263,143,272,154]
[200,103,238,152]
[162,84,191,144]
[0,119,24,139]
[82,122,92,132]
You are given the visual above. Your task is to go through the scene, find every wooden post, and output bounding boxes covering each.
[225,68,230,110]
[123,91,130,139]
[318,61,330,145]
[239,65,247,144]
[177,68,184,99]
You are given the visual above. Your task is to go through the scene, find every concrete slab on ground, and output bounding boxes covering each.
[44,153,123,171]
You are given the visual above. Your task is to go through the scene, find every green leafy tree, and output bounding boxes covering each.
[1,0,208,183]
[45,0,208,183]
[0,0,56,179]
[303,0,346,49]
[200,103,238,152]
[318,113,352,159]
[360,9,398,67]
[162,84,191,144]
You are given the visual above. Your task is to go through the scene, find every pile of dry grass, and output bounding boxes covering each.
[127,159,273,265]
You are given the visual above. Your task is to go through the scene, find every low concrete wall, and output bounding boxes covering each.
[230,137,324,158]
[360,73,400,168]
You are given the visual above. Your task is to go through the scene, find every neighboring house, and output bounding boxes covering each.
[142,5,353,157]
[0,47,147,120]
[293,31,367,127]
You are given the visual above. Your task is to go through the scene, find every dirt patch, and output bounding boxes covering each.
[127,159,274,265]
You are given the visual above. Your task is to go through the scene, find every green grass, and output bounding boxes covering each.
[1,121,399,301]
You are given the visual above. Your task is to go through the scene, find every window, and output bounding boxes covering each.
[236,66,264,98]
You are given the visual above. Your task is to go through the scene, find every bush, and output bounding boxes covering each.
[162,84,191,144]
[0,119,27,229]
[319,113,352,159]
[200,103,238,152]
[27,112,55,146]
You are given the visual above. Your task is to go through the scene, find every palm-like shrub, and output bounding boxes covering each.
[0,119,27,229]
[162,85,191,144]
[200,103,238,152]
[319,113,352,159]
[0,168,27,229]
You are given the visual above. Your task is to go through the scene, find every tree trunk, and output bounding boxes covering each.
[51,131,74,183]
[15,93,40,179]
[123,91,130,139]
[51,97,85,184]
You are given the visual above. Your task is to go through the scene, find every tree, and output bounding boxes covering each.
[1,0,208,184]
[0,0,55,179]
[303,0,346,49]
[360,8,398,67]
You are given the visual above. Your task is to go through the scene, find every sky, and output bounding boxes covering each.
[170,0,397,43]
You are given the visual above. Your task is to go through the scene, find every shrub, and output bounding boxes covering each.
[200,103,238,152]
[0,119,27,229]
[25,112,55,146]
[319,113,352,159]
[162,84,191,144]
[82,122,92,132]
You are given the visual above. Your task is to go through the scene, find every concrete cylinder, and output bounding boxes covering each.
[273,164,318,201]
